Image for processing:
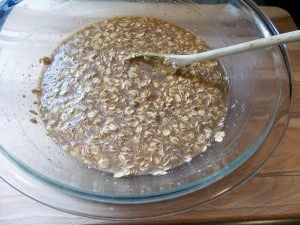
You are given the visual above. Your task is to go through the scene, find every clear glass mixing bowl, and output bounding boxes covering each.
[0,0,292,220]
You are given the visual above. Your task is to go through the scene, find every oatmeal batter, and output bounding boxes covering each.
[38,16,229,177]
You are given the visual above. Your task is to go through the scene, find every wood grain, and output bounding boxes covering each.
[0,6,299,225]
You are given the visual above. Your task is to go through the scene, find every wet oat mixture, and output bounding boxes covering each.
[38,16,229,177]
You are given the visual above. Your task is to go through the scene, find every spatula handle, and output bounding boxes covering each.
[174,30,300,65]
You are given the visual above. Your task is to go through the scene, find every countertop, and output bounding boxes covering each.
[0,6,299,225]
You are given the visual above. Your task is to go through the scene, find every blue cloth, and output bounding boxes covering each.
[0,0,21,29]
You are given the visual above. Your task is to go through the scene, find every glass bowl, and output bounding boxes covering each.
[0,0,292,220]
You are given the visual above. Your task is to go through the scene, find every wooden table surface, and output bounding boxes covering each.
[0,6,299,225]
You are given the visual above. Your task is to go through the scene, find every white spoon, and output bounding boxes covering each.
[126,30,300,70]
